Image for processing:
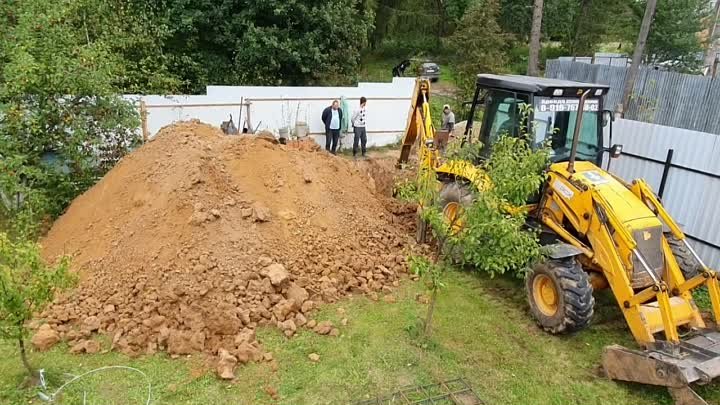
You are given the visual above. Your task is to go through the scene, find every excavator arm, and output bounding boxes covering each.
[397,79,486,190]
[397,79,437,170]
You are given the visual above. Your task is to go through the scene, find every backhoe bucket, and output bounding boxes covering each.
[603,331,720,405]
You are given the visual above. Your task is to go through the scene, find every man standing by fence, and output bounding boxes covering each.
[322,100,343,154]
[352,97,368,158]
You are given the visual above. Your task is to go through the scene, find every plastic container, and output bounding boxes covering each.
[294,121,308,138]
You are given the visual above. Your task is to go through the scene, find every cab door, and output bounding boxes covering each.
[478,89,530,155]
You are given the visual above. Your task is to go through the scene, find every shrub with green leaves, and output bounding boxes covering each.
[0,0,141,239]
[445,135,548,277]
[392,178,419,202]
[0,233,75,376]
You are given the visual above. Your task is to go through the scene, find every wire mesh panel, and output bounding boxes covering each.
[353,378,483,405]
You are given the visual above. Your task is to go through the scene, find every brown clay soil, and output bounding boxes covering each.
[38,121,415,367]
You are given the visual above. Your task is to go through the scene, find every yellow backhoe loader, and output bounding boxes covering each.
[398,76,720,405]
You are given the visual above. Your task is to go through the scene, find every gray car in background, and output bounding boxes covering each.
[393,59,441,81]
[420,62,441,82]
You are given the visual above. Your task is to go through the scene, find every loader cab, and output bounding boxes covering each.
[464,75,610,166]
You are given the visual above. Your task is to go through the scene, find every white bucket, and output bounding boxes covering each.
[295,121,308,138]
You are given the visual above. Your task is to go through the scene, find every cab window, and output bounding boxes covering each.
[483,90,529,148]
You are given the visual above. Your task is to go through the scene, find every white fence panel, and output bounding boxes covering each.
[125,78,416,149]
[609,118,720,268]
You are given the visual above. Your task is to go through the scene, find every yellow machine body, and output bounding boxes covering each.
[398,76,720,404]
[540,161,711,345]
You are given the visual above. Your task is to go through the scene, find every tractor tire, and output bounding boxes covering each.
[415,182,473,244]
[437,182,474,261]
[438,182,474,212]
[666,235,701,280]
[526,258,594,334]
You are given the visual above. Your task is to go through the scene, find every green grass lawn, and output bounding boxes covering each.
[358,56,396,83]
[3,270,718,405]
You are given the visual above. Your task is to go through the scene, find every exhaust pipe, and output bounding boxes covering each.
[567,89,591,174]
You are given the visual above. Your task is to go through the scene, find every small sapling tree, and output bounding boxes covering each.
[410,106,549,336]
[0,233,75,378]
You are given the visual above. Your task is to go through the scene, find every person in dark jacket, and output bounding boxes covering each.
[321,100,343,154]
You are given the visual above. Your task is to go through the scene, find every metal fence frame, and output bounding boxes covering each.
[607,148,720,252]
[546,60,720,135]
[604,118,720,268]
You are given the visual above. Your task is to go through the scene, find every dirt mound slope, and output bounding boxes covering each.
[40,121,411,360]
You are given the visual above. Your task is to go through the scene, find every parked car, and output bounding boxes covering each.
[420,62,441,82]
[392,59,441,82]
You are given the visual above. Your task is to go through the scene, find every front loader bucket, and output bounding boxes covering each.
[603,331,720,405]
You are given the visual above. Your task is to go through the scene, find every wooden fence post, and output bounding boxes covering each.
[140,101,149,142]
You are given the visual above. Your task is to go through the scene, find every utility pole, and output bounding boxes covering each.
[527,0,544,76]
[617,0,657,117]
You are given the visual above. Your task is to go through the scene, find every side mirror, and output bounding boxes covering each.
[609,144,623,158]
[602,110,614,127]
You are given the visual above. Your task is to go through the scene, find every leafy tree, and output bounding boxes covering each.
[79,0,181,94]
[0,233,75,377]
[370,0,445,56]
[0,0,141,238]
[443,0,479,23]
[235,1,373,85]
[636,0,709,72]
[448,135,547,274]
[150,0,374,92]
[499,0,635,57]
[446,0,509,98]
[499,0,532,41]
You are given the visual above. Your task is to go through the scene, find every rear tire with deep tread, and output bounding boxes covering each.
[526,258,594,334]
[666,235,701,280]
[438,182,474,209]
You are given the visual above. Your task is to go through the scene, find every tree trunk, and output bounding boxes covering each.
[424,286,439,336]
[435,0,447,43]
[571,0,593,55]
[704,0,720,73]
[617,0,657,116]
[371,0,398,49]
[527,0,545,76]
[18,338,35,377]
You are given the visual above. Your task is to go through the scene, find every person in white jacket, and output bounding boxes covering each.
[352,97,367,157]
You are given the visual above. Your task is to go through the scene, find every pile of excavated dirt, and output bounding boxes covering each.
[38,121,413,370]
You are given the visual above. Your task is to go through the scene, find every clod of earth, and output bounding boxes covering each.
[31,324,60,351]
[216,348,238,380]
[253,203,271,222]
[69,339,101,355]
[265,386,280,400]
[313,320,334,335]
[383,295,397,304]
[267,263,290,286]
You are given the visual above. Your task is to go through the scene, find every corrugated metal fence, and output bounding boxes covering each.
[607,118,720,268]
[547,60,720,135]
